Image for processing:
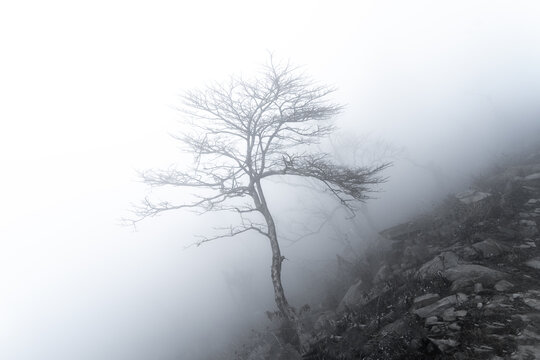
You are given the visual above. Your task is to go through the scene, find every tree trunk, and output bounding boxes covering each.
[253,181,306,350]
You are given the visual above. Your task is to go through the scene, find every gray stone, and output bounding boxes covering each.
[520,225,539,237]
[337,281,390,312]
[462,246,479,260]
[380,318,408,336]
[379,221,424,241]
[442,307,456,321]
[524,172,540,181]
[413,293,440,308]
[520,220,537,227]
[456,190,491,204]
[524,298,540,311]
[416,251,460,279]
[443,264,507,286]
[474,283,484,293]
[472,239,510,258]
[511,344,540,360]
[337,279,364,311]
[494,280,514,292]
[414,293,468,318]
[450,278,475,292]
[430,325,443,333]
[525,257,540,270]
[513,313,540,323]
[428,338,459,352]
[373,265,391,284]
[425,316,439,325]
[455,310,467,318]
[448,322,461,331]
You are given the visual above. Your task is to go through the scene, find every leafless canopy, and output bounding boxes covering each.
[132,58,389,245]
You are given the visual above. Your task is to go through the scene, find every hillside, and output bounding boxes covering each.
[234,147,540,360]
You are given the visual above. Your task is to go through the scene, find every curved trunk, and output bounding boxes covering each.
[263,207,294,319]
[253,181,305,350]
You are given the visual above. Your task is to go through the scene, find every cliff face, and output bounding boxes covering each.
[234,150,540,360]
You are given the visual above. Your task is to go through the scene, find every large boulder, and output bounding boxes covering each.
[413,293,468,318]
[416,251,460,279]
[456,190,491,204]
[471,238,510,258]
[443,264,507,288]
[337,280,390,312]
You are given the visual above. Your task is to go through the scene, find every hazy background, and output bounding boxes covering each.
[1,1,540,359]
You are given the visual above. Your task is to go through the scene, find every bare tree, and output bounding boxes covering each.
[131,58,389,348]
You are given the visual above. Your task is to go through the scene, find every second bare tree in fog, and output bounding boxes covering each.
[133,57,389,349]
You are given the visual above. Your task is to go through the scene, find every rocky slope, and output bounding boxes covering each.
[235,150,540,360]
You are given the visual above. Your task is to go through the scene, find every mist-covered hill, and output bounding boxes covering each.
[226,144,540,359]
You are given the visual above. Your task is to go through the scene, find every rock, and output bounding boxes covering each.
[473,345,494,354]
[520,220,537,227]
[511,344,540,360]
[525,257,540,270]
[416,251,460,279]
[497,226,520,239]
[524,298,540,311]
[474,283,484,293]
[520,225,539,237]
[472,239,510,258]
[494,280,514,292]
[414,293,467,318]
[425,316,439,325]
[373,264,391,284]
[379,221,424,241]
[413,293,440,308]
[380,318,408,336]
[525,240,537,247]
[337,279,364,311]
[442,307,457,322]
[403,244,430,266]
[485,295,512,310]
[448,322,461,331]
[462,246,479,260]
[526,198,540,206]
[450,278,476,292]
[513,313,540,323]
[456,190,491,204]
[524,172,540,181]
[408,338,423,351]
[337,281,390,312]
[430,325,443,333]
[443,264,507,286]
[455,310,467,318]
[428,338,459,352]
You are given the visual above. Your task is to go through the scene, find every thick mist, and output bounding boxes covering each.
[1,1,540,359]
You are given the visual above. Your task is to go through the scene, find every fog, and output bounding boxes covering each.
[1,1,540,359]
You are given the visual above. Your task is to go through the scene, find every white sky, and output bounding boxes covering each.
[1,1,540,359]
